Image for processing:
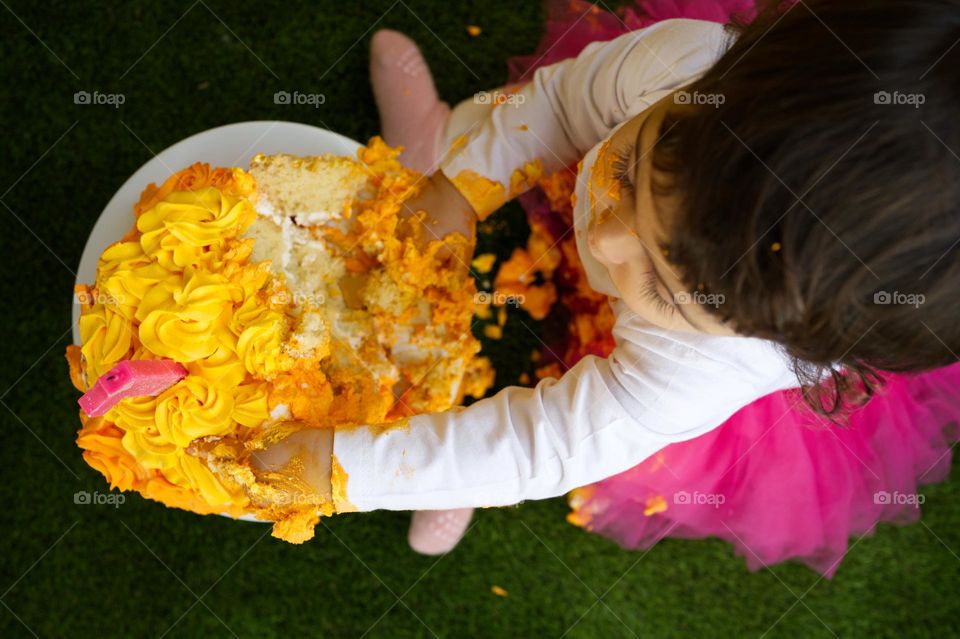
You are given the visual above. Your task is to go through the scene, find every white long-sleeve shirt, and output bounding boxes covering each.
[332,19,799,511]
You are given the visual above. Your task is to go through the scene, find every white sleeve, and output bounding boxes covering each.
[331,314,798,512]
[438,18,728,219]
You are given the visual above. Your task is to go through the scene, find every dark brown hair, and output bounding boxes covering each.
[654,0,960,414]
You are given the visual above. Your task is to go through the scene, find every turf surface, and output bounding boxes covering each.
[2,1,959,637]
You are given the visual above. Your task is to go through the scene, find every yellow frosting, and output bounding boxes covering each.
[136,268,242,361]
[153,375,236,448]
[78,303,133,381]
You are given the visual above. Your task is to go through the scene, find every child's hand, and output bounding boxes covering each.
[189,425,334,510]
[248,427,334,502]
[400,171,477,269]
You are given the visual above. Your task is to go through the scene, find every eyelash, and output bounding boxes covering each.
[609,145,635,195]
[639,270,676,317]
[609,143,673,316]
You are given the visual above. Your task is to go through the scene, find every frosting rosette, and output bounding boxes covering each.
[76,417,150,492]
[135,267,242,361]
[153,375,236,447]
[137,187,256,270]
[67,137,494,543]
[77,300,134,381]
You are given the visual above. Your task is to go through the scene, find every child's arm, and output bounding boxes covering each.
[437,19,729,220]
[399,20,728,262]
[240,317,798,513]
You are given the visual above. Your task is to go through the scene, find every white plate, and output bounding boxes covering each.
[72,121,362,523]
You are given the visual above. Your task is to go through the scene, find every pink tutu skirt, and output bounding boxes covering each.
[508,0,960,577]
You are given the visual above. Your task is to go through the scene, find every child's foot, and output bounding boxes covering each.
[408,508,474,555]
[369,29,450,173]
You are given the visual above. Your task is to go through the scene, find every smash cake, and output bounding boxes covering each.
[66,137,494,542]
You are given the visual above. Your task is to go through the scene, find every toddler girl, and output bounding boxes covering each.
[215,0,960,571]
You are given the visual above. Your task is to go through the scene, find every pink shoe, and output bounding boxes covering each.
[369,29,450,173]
[408,508,474,555]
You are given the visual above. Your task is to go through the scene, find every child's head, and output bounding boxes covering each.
[589,0,960,411]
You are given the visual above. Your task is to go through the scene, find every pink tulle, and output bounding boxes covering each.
[508,0,960,577]
[568,372,960,577]
[507,0,757,83]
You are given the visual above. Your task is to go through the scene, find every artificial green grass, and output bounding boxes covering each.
[2,1,959,637]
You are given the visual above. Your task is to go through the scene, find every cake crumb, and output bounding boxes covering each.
[471,253,496,273]
[483,324,502,340]
[644,495,668,516]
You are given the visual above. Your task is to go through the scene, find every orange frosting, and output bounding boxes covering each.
[330,455,356,513]
[508,159,544,199]
[447,169,506,221]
